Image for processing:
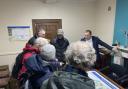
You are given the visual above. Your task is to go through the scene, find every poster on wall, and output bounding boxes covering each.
[8,26,30,41]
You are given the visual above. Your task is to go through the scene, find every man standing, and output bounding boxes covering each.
[81,30,117,68]
[51,29,69,62]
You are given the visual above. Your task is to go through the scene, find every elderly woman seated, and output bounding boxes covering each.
[41,41,96,89]
[24,44,62,89]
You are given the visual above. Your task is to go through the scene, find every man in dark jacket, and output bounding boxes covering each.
[81,30,118,68]
[51,29,69,62]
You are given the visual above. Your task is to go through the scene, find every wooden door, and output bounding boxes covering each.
[32,19,62,41]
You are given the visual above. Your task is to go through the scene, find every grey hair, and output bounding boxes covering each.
[34,37,49,47]
[65,41,96,68]
[40,44,56,60]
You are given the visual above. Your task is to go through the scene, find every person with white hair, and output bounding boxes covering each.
[34,37,49,48]
[51,29,69,62]
[64,41,96,74]
[40,44,56,60]
[24,43,62,89]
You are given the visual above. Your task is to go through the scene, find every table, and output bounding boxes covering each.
[87,70,124,89]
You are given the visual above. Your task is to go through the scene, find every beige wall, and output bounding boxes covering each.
[0,53,18,71]
[0,0,116,71]
[95,0,116,45]
[0,0,96,70]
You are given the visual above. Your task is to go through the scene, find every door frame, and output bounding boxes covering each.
[32,19,62,35]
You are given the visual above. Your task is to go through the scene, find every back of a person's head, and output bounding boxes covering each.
[40,44,56,60]
[34,37,49,47]
[65,41,96,68]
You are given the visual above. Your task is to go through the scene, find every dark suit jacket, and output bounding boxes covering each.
[81,36,113,61]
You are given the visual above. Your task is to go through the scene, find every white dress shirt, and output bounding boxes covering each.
[85,38,93,49]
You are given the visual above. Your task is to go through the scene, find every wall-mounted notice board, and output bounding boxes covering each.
[8,26,30,41]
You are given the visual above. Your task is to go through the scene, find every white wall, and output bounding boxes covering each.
[0,0,96,70]
[95,0,116,45]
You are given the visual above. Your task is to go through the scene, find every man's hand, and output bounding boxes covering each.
[112,46,119,53]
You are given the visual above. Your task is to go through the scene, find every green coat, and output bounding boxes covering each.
[41,71,95,89]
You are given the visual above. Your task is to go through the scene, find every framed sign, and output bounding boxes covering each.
[8,26,30,41]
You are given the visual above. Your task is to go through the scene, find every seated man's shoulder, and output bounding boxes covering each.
[64,38,69,42]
